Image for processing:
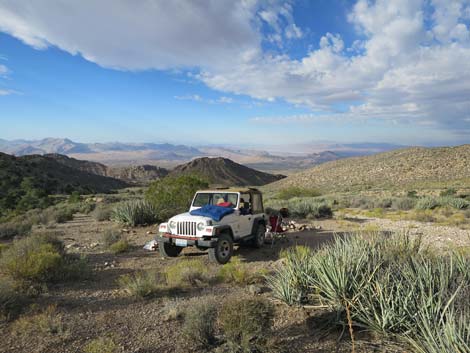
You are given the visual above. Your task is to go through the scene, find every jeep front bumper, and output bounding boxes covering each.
[158,233,217,248]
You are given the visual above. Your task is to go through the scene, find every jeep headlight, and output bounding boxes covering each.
[197,222,205,231]
[169,221,177,229]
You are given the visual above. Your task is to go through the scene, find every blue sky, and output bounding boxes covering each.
[0,0,469,148]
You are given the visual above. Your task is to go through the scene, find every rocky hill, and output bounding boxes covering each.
[0,153,128,197]
[170,157,285,186]
[267,145,470,192]
[45,154,168,184]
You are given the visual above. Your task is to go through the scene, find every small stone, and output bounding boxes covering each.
[248,284,262,295]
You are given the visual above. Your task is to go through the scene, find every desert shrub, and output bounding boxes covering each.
[407,190,418,198]
[181,298,218,349]
[269,232,470,353]
[0,278,23,320]
[415,196,470,211]
[12,304,65,337]
[111,200,157,226]
[415,197,440,210]
[84,337,117,353]
[92,205,112,221]
[51,207,75,223]
[118,270,162,298]
[145,175,209,221]
[442,197,470,210]
[265,197,332,219]
[0,233,89,291]
[165,259,211,288]
[374,198,393,209]
[77,202,96,214]
[101,228,122,247]
[0,220,32,239]
[109,239,130,254]
[412,210,436,223]
[440,188,456,197]
[219,297,275,353]
[391,197,416,210]
[217,257,264,285]
[68,191,81,203]
[277,186,321,200]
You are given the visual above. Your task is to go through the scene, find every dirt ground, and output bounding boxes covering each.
[1,212,468,353]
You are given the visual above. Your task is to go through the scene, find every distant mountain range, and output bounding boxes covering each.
[267,145,470,192]
[0,138,406,173]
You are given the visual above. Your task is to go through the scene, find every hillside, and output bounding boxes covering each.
[170,157,285,186]
[0,152,128,197]
[46,154,168,184]
[268,145,470,192]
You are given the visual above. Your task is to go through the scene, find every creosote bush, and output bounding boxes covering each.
[267,232,470,353]
[181,298,218,349]
[111,200,157,226]
[0,233,90,291]
[118,270,163,298]
[219,297,275,353]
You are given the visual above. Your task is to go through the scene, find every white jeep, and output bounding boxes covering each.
[157,188,267,264]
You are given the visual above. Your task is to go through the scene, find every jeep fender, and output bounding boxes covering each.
[212,225,234,240]
[250,217,267,235]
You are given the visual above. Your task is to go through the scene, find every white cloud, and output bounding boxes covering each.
[0,0,469,137]
[174,94,234,104]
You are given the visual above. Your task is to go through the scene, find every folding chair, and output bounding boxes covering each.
[267,208,290,246]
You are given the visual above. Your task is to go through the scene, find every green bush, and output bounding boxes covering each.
[109,239,130,254]
[165,259,211,288]
[391,197,416,210]
[68,191,81,203]
[219,297,275,353]
[415,196,470,210]
[145,175,208,221]
[118,270,162,298]
[91,205,112,221]
[265,197,332,219]
[0,220,32,239]
[181,298,217,349]
[111,200,157,226]
[101,228,122,247]
[440,188,456,197]
[217,257,265,285]
[0,233,89,290]
[277,186,321,200]
[415,197,440,210]
[0,277,23,321]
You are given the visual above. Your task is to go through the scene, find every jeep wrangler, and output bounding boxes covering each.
[157,188,267,264]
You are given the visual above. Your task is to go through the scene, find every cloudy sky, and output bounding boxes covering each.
[0,0,469,147]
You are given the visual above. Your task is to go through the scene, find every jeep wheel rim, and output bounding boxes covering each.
[218,240,230,258]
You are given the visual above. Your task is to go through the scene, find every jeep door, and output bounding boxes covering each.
[237,193,253,237]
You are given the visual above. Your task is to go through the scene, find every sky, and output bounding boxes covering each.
[0,0,469,148]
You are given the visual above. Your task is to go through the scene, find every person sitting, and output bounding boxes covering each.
[239,198,251,215]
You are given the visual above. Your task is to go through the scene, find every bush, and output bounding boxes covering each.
[11,304,65,337]
[77,202,95,214]
[118,270,162,298]
[217,257,264,285]
[111,200,157,226]
[165,259,211,288]
[440,188,456,197]
[0,278,23,320]
[101,228,122,247]
[145,175,208,221]
[51,207,75,223]
[84,337,117,353]
[265,197,332,219]
[109,239,130,254]
[181,298,217,349]
[391,197,416,210]
[415,197,440,210]
[219,297,275,352]
[92,205,112,221]
[0,220,32,239]
[0,233,89,291]
[277,186,321,200]
[68,191,81,204]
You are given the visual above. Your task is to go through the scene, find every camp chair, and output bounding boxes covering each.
[267,208,290,246]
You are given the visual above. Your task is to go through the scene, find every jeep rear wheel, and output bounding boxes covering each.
[208,233,233,264]
[159,241,183,258]
[252,224,266,248]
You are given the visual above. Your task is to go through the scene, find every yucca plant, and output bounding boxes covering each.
[111,200,157,226]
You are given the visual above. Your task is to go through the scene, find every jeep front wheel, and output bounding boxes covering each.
[208,233,233,264]
[159,241,183,258]
[252,224,266,248]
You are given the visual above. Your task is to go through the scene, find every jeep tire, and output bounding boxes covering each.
[208,233,233,264]
[252,224,266,248]
[159,241,183,258]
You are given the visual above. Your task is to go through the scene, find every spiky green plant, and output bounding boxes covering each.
[111,200,157,226]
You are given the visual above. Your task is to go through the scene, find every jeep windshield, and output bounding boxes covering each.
[192,192,238,208]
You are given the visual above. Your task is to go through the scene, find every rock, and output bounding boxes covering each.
[248,284,263,295]
[65,242,78,249]
[146,231,152,235]
[90,242,99,248]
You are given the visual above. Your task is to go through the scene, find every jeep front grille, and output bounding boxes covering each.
[177,221,197,236]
